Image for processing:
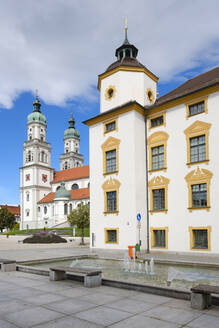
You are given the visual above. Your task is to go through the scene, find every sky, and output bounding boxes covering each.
[0,0,219,205]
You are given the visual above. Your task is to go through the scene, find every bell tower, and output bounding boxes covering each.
[20,92,54,229]
[60,114,84,170]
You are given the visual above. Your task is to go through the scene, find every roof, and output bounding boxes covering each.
[83,101,145,126]
[153,66,219,108]
[106,57,146,72]
[38,188,90,204]
[0,205,20,216]
[52,165,89,183]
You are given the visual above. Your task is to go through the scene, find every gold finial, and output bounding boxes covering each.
[125,18,128,30]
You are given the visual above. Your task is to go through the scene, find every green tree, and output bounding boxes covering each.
[0,207,16,232]
[67,202,89,245]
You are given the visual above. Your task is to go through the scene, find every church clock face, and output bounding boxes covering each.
[105,85,116,101]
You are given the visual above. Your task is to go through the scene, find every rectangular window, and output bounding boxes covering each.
[192,183,207,208]
[190,135,206,163]
[189,101,205,116]
[106,121,116,132]
[152,189,165,211]
[106,229,117,243]
[107,191,117,212]
[152,145,164,170]
[106,150,116,173]
[193,229,208,249]
[151,116,163,128]
[153,230,166,247]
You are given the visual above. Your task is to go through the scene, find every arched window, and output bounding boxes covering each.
[41,151,45,162]
[40,135,44,141]
[44,206,47,215]
[125,49,130,57]
[38,207,40,212]
[56,186,60,191]
[69,203,72,213]
[29,135,32,140]
[26,192,29,201]
[64,161,68,170]
[120,51,123,59]
[64,203,68,215]
[28,151,31,162]
[71,183,79,190]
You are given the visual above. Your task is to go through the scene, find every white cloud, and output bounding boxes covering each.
[0,0,218,108]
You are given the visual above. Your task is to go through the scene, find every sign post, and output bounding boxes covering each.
[137,213,141,246]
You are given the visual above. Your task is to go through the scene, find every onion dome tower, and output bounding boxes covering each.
[20,90,54,230]
[60,114,84,170]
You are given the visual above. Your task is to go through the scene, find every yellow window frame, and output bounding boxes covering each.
[150,227,168,249]
[185,96,208,119]
[148,112,166,130]
[102,177,120,215]
[147,131,169,173]
[184,120,211,167]
[104,228,119,244]
[148,176,170,214]
[189,226,211,251]
[185,167,213,212]
[101,136,120,175]
[103,117,118,135]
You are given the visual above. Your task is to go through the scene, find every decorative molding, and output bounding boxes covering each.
[185,95,208,119]
[105,85,116,101]
[184,120,211,167]
[101,137,120,175]
[150,227,168,249]
[104,228,119,244]
[185,167,213,212]
[147,131,169,173]
[188,226,211,251]
[102,177,120,215]
[148,175,170,214]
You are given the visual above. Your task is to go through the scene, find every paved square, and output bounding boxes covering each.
[0,271,218,328]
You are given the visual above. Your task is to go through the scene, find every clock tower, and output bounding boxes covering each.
[20,94,54,229]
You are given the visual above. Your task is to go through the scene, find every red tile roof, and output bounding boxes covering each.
[52,165,89,183]
[0,205,20,216]
[38,188,90,204]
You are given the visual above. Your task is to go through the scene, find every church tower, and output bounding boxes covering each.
[20,94,54,229]
[85,22,158,249]
[60,114,84,170]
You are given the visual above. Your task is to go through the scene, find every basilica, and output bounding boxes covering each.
[20,97,89,230]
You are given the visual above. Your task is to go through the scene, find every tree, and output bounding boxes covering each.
[0,207,16,232]
[67,202,89,245]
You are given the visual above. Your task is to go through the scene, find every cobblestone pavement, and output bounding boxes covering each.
[0,271,218,328]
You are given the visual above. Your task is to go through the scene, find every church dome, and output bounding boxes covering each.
[54,182,71,200]
[64,115,80,140]
[27,95,46,125]
[27,111,46,125]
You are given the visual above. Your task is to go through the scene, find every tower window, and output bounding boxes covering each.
[26,193,30,202]
[125,49,130,57]
[120,51,123,59]
[44,206,47,215]
[64,161,68,170]
[71,183,79,190]
[108,88,114,99]
[64,203,68,215]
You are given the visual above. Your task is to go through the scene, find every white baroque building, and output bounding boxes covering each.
[84,26,219,253]
[20,96,89,229]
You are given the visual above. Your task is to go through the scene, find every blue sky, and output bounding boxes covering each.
[0,0,219,204]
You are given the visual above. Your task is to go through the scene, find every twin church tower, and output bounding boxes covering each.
[20,95,83,229]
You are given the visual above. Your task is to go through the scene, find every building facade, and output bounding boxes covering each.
[85,26,219,253]
[20,96,89,229]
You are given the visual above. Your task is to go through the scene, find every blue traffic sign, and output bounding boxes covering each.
[137,213,141,221]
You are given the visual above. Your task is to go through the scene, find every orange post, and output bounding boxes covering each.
[128,245,136,258]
